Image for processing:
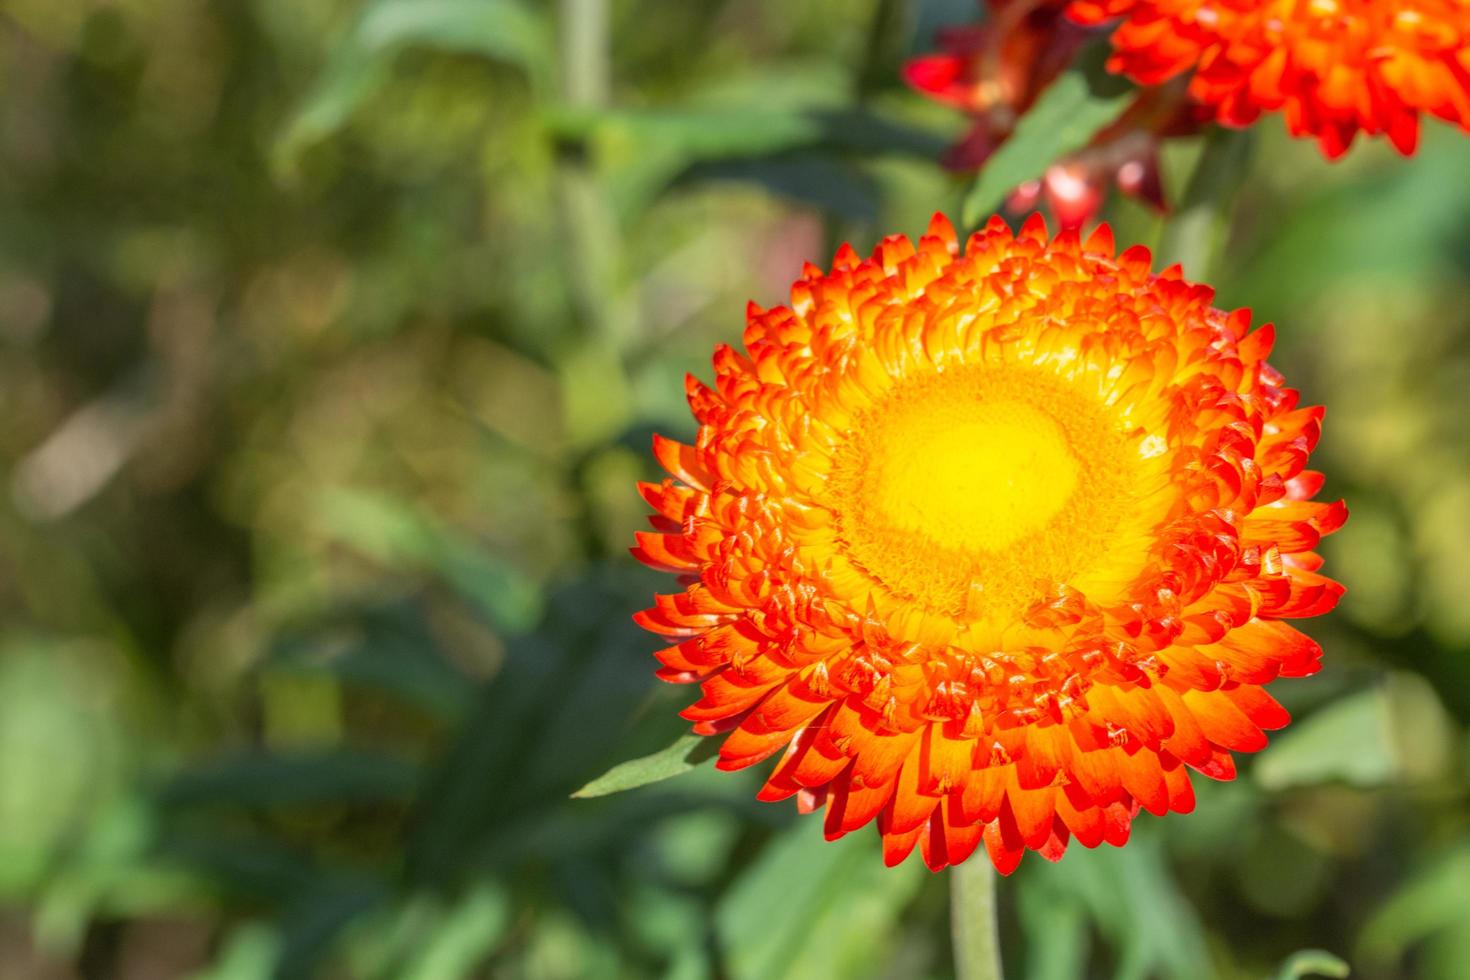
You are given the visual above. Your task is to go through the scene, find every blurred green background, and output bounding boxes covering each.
[2,0,1470,977]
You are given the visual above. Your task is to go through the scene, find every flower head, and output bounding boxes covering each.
[634,214,1345,872]
[1069,0,1470,157]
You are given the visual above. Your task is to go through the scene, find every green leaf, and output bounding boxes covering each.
[1021,826,1210,980]
[31,793,206,952]
[1154,126,1254,279]
[1017,877,1089,980]
[407,634,568,882]
[278,0,551,163]
[1254,673,1455,792]
[960,62,1132,230]
[1255,688,1390,791]
[1222,127,1470,313]
[267,602,476,720]
[717,817,925,980]
[549,102,947,219]
[157,831,331,902]
[355,0,549,66]
[188,923,281,980]
[313,486,543,634]
[682,155,878,223]
[1359,845,1470,968]
[159,750,420,808]
[400,884,512,980]
[571,733,718,799]
[276,878,390,980]
[1271,949,1351,980]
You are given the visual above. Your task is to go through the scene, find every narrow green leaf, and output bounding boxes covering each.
[159,750,420,808]
[960,66,1132,230]
[277,0,551,164]
[1022,826,1211,980]
[188,923,281,980]
[1017,879,1089,980]
[276,878,390,980]
[1271,949,1351,980]
[313,487,543,633]
[1154,126,1254,279]
[547,102,947,219]
[717,817,925,980]
[571,734,718,799]
[267,604,475,721]
[400,885,511,980]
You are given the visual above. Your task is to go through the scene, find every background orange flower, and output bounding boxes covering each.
[1069,0,1470,156]
[636,214,1346,872]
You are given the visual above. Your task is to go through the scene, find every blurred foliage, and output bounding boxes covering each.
[2,0,1470,977]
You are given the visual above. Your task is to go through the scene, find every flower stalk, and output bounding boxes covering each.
[952,856,1004,980]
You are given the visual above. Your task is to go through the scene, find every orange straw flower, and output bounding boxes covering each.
[1068,0,1470,157]
[633,214,1345,873]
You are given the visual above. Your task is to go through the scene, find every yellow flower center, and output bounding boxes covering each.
[872,398,1077,552]
[830,366,1141,624]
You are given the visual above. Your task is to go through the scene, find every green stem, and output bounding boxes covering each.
[951,856,1004,980]
[553,0,632,446]
[558,0,609,108]
[853,0,906,103]
[555,0,616,334]
[1154,125,1255,280]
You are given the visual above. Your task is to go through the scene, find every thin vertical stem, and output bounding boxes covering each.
[553,0,632,447]
[854,0,908,103]
[1155,125,1255,280]
[555,0,616,334]
[559,0,609,108]
[951,857,1004,980]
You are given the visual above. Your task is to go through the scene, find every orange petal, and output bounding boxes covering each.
[1182,687,1267,752]
[651,433,713,490]
[1117,747,1168,817]
[983,810,1026,876]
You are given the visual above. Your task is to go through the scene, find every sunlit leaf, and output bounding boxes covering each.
[1022,827,1210,980]
[399,885,511,980]
[190,923,281,980]
[1255,673,1454,791]
[0,640,128,895]
[1271,949,1351,980]
[31,794,205,952]
[571,733,718,799]
[960,55,1132,229]
[717,818,925,980]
